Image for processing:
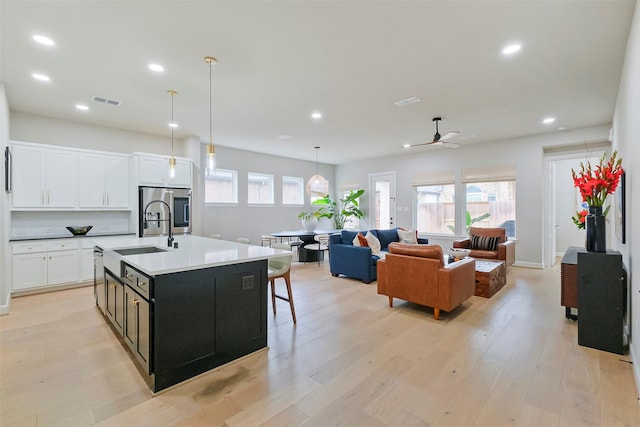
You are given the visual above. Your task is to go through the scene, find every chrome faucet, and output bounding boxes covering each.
[143,199,174,247]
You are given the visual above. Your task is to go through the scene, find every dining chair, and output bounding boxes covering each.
[303,233,329,266]
[261,234,277,247]
[268,243,296,323]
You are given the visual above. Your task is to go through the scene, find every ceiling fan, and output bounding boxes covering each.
[409,117,461,148]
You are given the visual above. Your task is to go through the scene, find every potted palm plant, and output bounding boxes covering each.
[312,189,365,229]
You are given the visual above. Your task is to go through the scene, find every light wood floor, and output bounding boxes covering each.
[1,261,639,426]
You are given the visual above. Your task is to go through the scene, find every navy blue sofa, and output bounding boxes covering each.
[329,228,428,283]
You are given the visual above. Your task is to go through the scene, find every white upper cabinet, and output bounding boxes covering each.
[136,154,192,188]
[11,141,131,210]
[11,143,78,208]
[78,152,130,209]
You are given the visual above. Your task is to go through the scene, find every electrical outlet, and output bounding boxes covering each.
[242,275,254,290]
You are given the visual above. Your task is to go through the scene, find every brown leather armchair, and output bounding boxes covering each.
[453,227,515,268]
[377,243,476,320]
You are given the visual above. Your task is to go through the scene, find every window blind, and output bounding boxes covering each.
[461,164,516,183]
[411,170,455,186]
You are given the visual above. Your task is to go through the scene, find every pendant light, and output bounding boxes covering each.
[167,89,178,178]
[205,56,217,173]
[306,146,329,196]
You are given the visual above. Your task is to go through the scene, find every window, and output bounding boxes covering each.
[248,172,274,204]
[415,184,456,234]
[413,170,455,234]
[282,176,304,205]
[205,168,237,204]
[462,165,516,238]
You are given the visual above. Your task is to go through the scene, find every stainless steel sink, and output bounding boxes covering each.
[114,246,167,256]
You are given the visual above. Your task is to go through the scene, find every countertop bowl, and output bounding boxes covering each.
[66,225,93,236]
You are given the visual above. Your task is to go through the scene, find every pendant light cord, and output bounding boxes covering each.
[209,60,212,147]
[171,92,175,157]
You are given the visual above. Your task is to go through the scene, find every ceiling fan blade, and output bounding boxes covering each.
[442,142,461,149]
[440,131,460,141]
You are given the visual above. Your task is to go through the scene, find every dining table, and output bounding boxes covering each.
[270,229,341,262]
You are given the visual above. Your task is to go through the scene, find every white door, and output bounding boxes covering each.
[544,150,605,266]
[369,172,396,229]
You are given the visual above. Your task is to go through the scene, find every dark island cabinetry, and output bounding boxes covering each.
[103,259,268,392]
[150,260,267,392]
[577,250,628,355]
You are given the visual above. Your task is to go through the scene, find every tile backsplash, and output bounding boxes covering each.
[11,211,131,238]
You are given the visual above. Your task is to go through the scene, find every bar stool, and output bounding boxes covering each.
[268,243,296,323]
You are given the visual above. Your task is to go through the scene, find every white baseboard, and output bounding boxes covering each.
[630,342,640,398]
[0,292,10,315]
[513,261,544,269]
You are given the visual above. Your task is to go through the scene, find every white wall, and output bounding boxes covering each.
[198,144,335,244]
[0,84,10,314]
[612,0,640,390]
[10,112,186,157]
[335,124,611,267]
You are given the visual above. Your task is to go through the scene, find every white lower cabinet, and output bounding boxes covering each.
[81,248,95,281]
[12,240,80,291]
[12,252,48,290]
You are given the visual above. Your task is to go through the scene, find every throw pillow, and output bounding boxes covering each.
[365,231,381,255]
[397,228,418,244]
[356,232,369,247]
[471,234,499,251]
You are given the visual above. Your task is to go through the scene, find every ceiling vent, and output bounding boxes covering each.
[92,96,121,106]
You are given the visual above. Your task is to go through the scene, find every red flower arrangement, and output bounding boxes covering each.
[571,151,624,228]
[571,207,588,230]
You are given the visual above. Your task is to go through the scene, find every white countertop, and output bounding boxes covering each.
[95,235,291,276]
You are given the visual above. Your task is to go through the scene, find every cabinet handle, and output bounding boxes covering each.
[131,299,139,306]
[47,191,50,204]
[28,246,32,250]
[103,193,105,205]
[49,256,52,260]
[42,191,45,205]
[106,193,109,205]
[42,256,46,260]
[111,284,117,289]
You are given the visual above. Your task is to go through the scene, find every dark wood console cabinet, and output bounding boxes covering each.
[577,250,627,355]
[560,246,580,320]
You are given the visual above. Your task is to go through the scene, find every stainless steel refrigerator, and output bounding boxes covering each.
[139,186,192,237]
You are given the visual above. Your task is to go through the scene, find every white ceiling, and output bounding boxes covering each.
[1,1,635,164]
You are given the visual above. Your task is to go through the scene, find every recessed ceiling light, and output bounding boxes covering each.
[75,104,89,111]
[311,112,322,120]
[502,43,522,55]
[33,35,55,46]
[402,144,411,149]
[542,117,556,124]
[32,73,50,82]
[394,97,422,107]
[148,63,164,73]
[169,122,178,128]
[558,126,568,131]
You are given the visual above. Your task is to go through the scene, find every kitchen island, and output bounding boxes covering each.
[93,235,289,393]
